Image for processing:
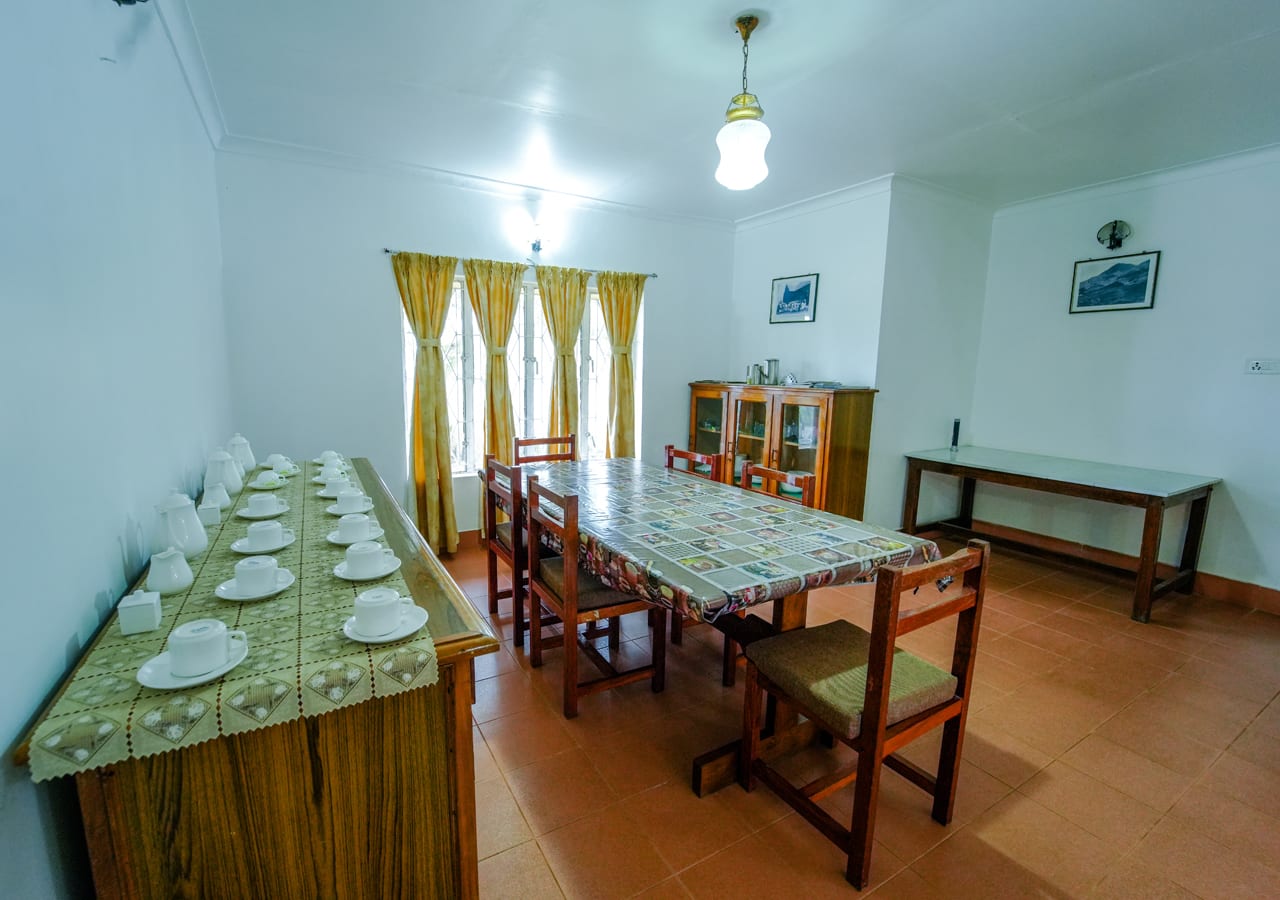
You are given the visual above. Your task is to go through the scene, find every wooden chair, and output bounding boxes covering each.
[514,434,577,465]
[526,477,667,718]
[664,444,722,481]
[661,444,725,646]
[483,455,528,645]
[740,462,816,508]
[716,463,818,686]
[738,540,991,888]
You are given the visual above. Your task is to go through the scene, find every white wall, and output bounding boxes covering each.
[0,2,229,895]
[969,148,1280,589]
[729,180,893,386]
[215,150,736,530]
[866,179,993,527]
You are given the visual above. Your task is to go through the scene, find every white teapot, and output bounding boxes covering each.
[145,546,194,595]
[227,433,256,473]
[204,449,243,494]
[157,492,208,558]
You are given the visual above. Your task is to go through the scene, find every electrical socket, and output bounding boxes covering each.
[1246,358,1280,374]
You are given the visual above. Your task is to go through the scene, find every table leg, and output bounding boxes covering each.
[765,593,809,733]
[958,477,976,529]
[1177,492,1211,594]
[901,461,923,533]
[1133,499,1166,623]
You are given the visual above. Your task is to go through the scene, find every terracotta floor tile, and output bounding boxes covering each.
[1006,621,1093,659]
[971,681,1111,757]
[479,704,578,773]
[1132,815,1280,899]
[1089,858,1201,899]
[472,669,544,724]
[754,813,907,896]
[1031,568,1116,599]
[866,867,950,899]
[1061,735,1192,812]
[972,651,1043,694]
[1093,702,1223,777]
[910,822,1086,898]
[1057,600,1133,631]
[1198,751,1280,816]
[1253,696,1280,737]
[1003,583,1076,612]
[478,840,565,899]
[505,747,618,835]
[1146,672,1266,734]
[1089,632,1190,672]
[1176,654,1280,705]
[1166,782,1280,872]
[620,781,755,873]
[982,634,1069,675]
[474,726,501,784]
[1018,760,1161,849]
[630,877,694,898]
[961,718,1055,788]
[537,804,673,899]
[475,776,534,860]
[473,644,520,681]
[984,591,1057,624]
[1229,720,1280,774]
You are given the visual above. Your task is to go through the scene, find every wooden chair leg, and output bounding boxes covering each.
[528,589,544,668]
[670,609,683,645]
[512,576,526,646]
[845,743,883,889]
[739,665,761,790]
[486,550,499,614]
[652,607,667,693]
[563,611,580,719]
[722,635,739,687]
[932,715,965,824]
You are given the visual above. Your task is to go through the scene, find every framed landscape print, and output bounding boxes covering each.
[1069,251,1160,313]
[770,273,819,324]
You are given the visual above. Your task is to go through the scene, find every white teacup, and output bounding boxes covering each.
[234,556,279,595]
[318,450,342,463]
[168,618,246,677]
[252,470,285,488]
[322,474,351,495]
[333,488,369,514]
[246,520,286,551]
[320,465,347,481]
[337,513,375,543]
[246,493,283,516]
[344,541,395,579]
[354,588,412,636]
[264,453,290,470]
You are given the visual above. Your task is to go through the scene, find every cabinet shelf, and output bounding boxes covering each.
[736,433,766,442]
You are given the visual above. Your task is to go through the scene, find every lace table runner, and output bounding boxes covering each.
[27,461,438,783]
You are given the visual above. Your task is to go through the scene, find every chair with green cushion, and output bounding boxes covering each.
[738,539,991,889]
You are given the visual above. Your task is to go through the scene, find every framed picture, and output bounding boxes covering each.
[1069,251,1160,313]
[770,273,819,324]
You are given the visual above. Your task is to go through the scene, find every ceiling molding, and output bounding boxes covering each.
[733,176,895,232]
[215,134,737,232]
[994,142,1280,217]
[154,0,226,147]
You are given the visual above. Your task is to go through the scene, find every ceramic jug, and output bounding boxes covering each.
[204,449,243,494]
[145,546,195,595]
[227,433,256,473]
[202,482,231,510]
[157,492,208,558]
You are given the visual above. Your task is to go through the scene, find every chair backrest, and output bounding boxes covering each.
[514,434,577,465]
[483,454,522,541]
[862,540,990,739]
[526,476,579,591]
[664,444,723,481]
[740,463,816,508]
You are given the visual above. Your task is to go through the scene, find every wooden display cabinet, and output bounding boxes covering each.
[687,382,876,519]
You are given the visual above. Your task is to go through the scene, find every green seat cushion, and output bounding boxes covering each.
[495,522,516,551]
[745,619,957,741]
[536,558,634,613]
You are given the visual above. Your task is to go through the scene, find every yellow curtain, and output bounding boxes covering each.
[535,265,590,438]
[595,271,647,458]
[392,252,459,554]
[463,258,525,464]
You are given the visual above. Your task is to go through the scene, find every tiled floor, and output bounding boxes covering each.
[442,541,1280,898]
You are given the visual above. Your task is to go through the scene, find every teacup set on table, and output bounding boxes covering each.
[231,520,296,554]
[327,513,384,546]
[237,491,290,519]
[327,487,373,516]
[334,541,401,582]
[343,587,427,643]
[137,619,249,689]
[216,555,297,601]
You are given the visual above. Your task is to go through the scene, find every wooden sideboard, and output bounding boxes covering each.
[17,458,498,899]
[688,382,876,518]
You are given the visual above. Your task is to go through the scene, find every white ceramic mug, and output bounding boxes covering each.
[319,450,342,464]
[333,488,368,514]
[264,453,289,470]
[353,588,411,636]
[344,541,394,578]
[336,513,374,543]
[246,520,285,550]
[253,470,284,488]
[246,493,283,516]
[319,466,346,481]
[322,475,351,496]
[168,619,246,677]
[234,556,279,594]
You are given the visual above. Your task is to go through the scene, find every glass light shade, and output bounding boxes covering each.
[715,118,771,190]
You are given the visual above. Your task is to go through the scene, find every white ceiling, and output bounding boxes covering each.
[182,0,1280,222]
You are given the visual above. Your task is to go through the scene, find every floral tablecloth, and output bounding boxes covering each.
[519,459,941,623]
[27,461,438,783]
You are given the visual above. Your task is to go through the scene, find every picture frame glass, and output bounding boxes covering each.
[770,273,819,324]
[1069,251,1160,313]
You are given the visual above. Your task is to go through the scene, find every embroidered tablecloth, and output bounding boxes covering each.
[517,458,941,622]
[27,460,438,783]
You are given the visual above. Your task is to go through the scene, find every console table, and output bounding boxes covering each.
[901,446,1219,622]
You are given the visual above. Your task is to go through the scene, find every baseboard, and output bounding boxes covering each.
[455,530,482,551]
[929,519,1280,616]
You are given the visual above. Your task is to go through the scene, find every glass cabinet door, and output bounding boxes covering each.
[690,392,727,457]
[777,399,826,486]
[731,395,771,480]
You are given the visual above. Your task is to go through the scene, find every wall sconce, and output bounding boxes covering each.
[1096,220,1132,250]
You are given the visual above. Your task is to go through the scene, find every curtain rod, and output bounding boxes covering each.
[381,248,657,279]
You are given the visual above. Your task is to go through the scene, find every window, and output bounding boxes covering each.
[403,279,642,473]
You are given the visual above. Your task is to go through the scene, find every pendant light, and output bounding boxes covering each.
[715,15,771,191]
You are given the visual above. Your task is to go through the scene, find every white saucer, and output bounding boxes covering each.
[249,477,288,490]
[316,487,350,499]
[326,526,385,546]
[230,530,296,554]
[137,637,248,689]
[312,457,348,466]
[343,606,428,644]
[215,569,296,601]
[327,499,373,515]
[333,557,402,582]
[236,500,290,519]
[272,464,302,477]
[312,475,350,484]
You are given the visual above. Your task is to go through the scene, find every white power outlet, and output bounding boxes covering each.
[1246,358,1280,374]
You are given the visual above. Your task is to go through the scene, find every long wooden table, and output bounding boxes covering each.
[901,446,1220,622]
[17,458,498,899]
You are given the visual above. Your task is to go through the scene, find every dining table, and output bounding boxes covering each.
[508,458,943,794]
